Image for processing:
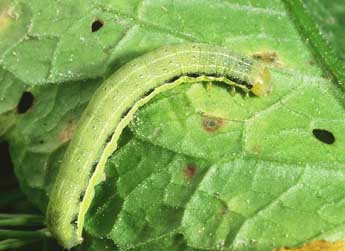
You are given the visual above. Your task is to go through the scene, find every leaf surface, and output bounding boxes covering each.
[1,1,345,251]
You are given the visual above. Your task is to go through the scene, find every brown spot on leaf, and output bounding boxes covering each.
[183,164,197,180]
[253,51,278,64]
[274,240,345,251]
[58,120,77,144]
[250,144,262,155]
[202,116,224,132]
[308,60,315,65]
[252,51,286,68]
[218,205,228,215]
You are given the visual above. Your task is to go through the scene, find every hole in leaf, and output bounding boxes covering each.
[17,91,34,114]
[91,19,104,32]
[312,129,335,145]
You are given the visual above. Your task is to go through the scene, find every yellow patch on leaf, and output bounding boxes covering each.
[58,120,77,144]
[274,240,345,251]
[0,6,17,32]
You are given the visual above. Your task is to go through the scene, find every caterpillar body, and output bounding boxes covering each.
[46,43,271,248]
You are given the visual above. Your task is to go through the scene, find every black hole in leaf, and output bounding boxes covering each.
[17,91,34,114]
[91,19,104,32]
[312,129,335,145]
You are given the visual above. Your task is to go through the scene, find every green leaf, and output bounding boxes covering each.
[0,68,25,115]
[9,79,101,210]
[283,0,345,89]
[83,81,345,250]
[304,0,345,61]
[2,0,315,211]
[131,81,345,163]
[77,233,201,251]
[3,0,345,251]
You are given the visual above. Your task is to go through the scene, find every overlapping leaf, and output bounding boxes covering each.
[1,0,345,251]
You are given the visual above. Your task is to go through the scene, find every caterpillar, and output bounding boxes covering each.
[46,43,271,248]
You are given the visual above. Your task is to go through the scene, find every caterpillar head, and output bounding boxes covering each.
[250,65,272,96]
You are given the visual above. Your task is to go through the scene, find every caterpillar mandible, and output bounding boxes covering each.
[46,43,271,248]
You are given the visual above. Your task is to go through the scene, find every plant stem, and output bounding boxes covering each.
[0,239,38,250]
[0,228,51,239]
[0,214,45,226]
[283,0,345,87]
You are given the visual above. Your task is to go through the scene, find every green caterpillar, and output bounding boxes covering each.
[46,43,271,248]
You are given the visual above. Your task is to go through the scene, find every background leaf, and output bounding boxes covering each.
[304,0,345,61]
[1,0,345,251]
